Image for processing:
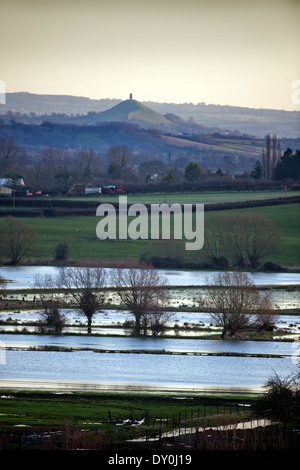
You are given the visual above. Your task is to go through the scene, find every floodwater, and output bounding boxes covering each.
[0,265,299,392]
[0,332,298,356]
[1,307,300,335]
[1,266,300,289]
[0,349,299,391]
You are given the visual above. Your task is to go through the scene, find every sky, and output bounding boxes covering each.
[1,0,300,110]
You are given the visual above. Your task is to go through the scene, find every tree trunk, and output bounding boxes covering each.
[133,313,142,336]
[221,328,227,339]
[87,317,92,334]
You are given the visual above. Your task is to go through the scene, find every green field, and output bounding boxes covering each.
[0,390,254,450]
[66,190,297,205]
[0,202,299,268]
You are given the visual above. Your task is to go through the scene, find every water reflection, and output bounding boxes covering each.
[1,308,299,331]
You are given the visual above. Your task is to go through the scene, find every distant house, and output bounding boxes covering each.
[0,185,12,196]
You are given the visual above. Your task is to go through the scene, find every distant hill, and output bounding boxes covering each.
[0,92,119,115]
[93,99,174,129]
[1,92,300,137]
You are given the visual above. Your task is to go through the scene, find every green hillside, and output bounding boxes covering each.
[97,99,174,128]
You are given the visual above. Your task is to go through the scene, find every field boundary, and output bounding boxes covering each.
[0,195,299,217]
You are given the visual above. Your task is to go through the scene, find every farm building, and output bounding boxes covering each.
[0,185,12,196]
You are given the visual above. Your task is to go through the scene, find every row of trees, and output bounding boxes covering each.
[32,263,276,339]
[35,263,169,336]
[2,136,298,195]
[251,134,300,182]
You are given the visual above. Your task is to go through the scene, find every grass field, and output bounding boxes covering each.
[0,390,253,450]
[0,202,299,268]
[161,135,263,156]
[65,190,297,205]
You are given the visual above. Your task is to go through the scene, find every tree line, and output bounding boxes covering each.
[251,134,300,182]
[10,263,277,339]
[1,135,299,196]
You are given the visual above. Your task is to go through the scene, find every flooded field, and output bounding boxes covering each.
[0,307,300,337]
[1,332,299,356]
[1,266,300,289]
[1,348,299,392]
[0,266,299,392]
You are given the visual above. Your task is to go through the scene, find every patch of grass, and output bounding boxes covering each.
[65,190,298,204]
[0,391,252,432]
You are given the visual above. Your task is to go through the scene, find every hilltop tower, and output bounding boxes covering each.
[129,93,132,100]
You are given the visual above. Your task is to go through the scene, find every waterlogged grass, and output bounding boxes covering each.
[0,202,299,268]
[1,391,293,450]
[0,391,252,433]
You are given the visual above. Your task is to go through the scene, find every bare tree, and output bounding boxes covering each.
[107,145,133,182]
[254,371,300,436]
[0,138,27,176]
[72,147,100,184]
[0,274,7,290]
[202,271,275,338]
[33,147,73,191]
[226,213,280,269]
[262,148,266,179]
[111,261,170,336]
[265,134,271,180]
[271,134,278,180]
[58,266,106,333]
[35,273,66,334]
[203,213,280,269]
[0,216,38,265]
[262,134,280,181]
[144,309,173,336]
[202,217,229,269]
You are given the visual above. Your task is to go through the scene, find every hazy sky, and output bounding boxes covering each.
[1,0,300,110]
